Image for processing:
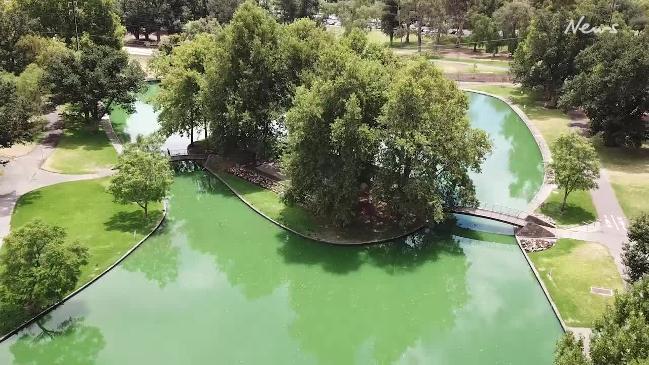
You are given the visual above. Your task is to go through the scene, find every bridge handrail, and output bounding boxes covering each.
[453,204,528,220]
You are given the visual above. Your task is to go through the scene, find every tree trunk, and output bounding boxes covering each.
[474,42,477,52]
[405,22,411,43]
[190,126,194,145]
[389,31,394,46]
[417,21,422,53]
[134,30,140,40]
[603,131,617,147]
[143,202,148,218]
[156,30,161,43]
[561,189,569,212]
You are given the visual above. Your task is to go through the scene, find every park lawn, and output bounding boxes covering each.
[9,178,163,287]
[470,84,571,144]
[431,59,509,74]
[538,189,597,226]
[42,124,118,174]
[529,238,624,327]
[214,171,411,243]
[594,141,649,219]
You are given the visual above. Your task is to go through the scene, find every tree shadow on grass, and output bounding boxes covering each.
[540,200,597,226]
[13,191,43,209]
[103,209,162,234]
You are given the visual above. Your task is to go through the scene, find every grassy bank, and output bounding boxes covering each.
[214,171,417,243]
[538,189,597,226]
[529,239,624,327]
[10,178,163,286]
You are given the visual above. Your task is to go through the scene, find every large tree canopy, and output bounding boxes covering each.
[283,40,389,226]
[16,0,124,48]
[0,71,41,148]
[0,2,34,73]
[560,31,649,147]
[375,58,491,225]
[203,1,308,159]
[154,33,218,143]
[0,220,89,334]
[44,43,145,122]
[511,8,585,106]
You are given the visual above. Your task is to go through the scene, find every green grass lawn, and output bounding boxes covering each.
[529,239,624,327]
[214,171,412,243]
[538,189,597,226]
[9,178,163,286]
[594,140,649,219]
[43,123,118,174]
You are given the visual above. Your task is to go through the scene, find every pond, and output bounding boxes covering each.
[0,90,558,364]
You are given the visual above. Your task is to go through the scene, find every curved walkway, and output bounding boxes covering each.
[0,111,113,245]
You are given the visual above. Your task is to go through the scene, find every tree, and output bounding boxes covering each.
[154,34,217,143]
[623,213,649,282]
[322,0,382,32]
[0,72,40,148]
[380,0,399,45]
[554,277,649,365]
[375,59,491,225]
[0,220,89,334]
[45,43,145,122]
[203,1,291,160]
[511,8,585,107]
[469,12,500,53]
[0,2,34,73]
[16,0,124,48]
[108,145,173,218]
[549,133,600,211]
[206,0,243,24]
[493,0,533,53]
[560,31,649,147]
[445,0,472,44]
[282,41,388,226]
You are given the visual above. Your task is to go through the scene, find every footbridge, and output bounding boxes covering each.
[450,205,536,227]
[166,149,209,162]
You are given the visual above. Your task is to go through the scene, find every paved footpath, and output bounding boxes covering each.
[0,111,113,244]
[557,113,629,276]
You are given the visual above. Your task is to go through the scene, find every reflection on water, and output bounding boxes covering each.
[0,173,561,364]
[468,93,544,210]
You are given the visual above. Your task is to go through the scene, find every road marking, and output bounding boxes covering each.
[611,215,620,231]
[617,217,626,232]
[604,215,613,228]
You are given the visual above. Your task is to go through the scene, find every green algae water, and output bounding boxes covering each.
[0,92,559,364]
